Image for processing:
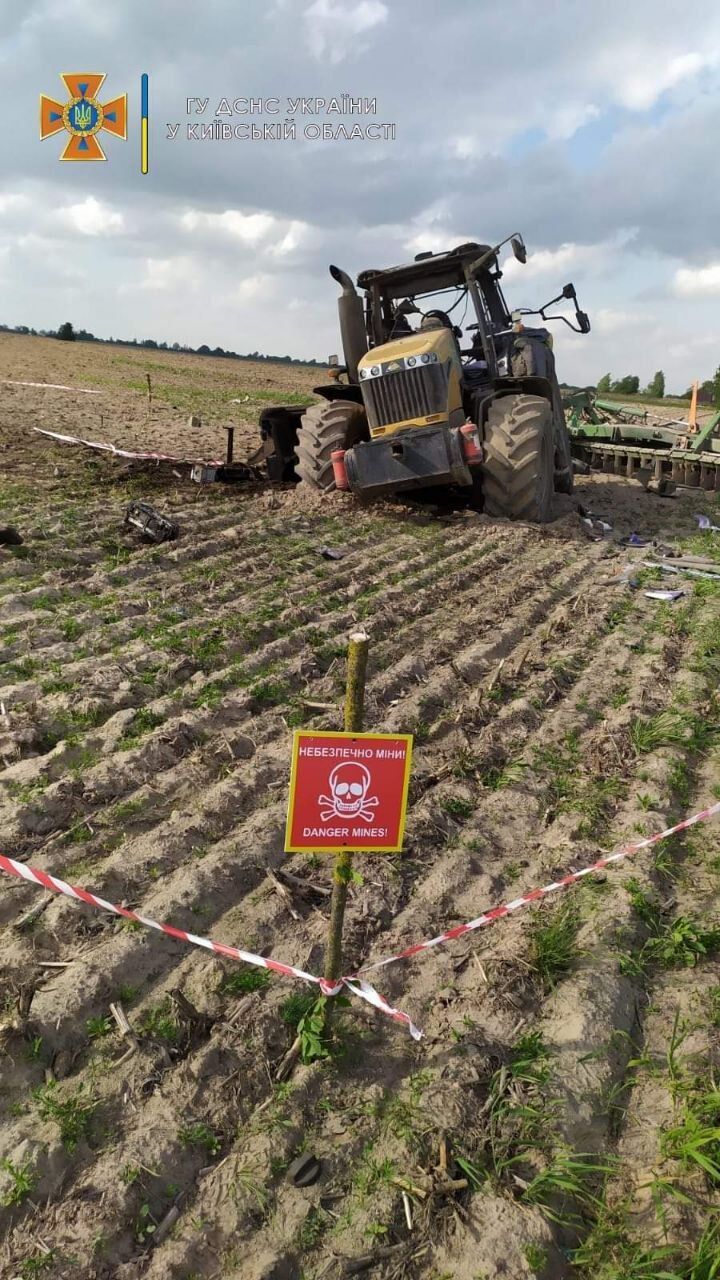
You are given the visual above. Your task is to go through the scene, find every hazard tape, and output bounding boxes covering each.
[5,380,102,395]
[33,427,222,468]
[1,800,718,1042]
[0,854,422,1040]
[357,799,720,975]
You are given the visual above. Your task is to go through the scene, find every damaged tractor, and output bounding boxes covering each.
[259,234,590,522]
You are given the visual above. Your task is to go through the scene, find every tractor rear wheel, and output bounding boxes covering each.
[296,400,368,490]
[481,393,554,522]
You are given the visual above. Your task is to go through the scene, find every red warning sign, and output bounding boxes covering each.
[285,731,413,854]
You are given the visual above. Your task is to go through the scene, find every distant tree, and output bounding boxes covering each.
[596,372,611,393]
[140,338,158,349]
[647,370,665,398]
[15,325,29,334]
[212,346,225,357]
[197,344,211,355]
[57,321,76,342]
[611,374,639,395]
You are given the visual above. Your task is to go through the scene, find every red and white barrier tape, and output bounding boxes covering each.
[1,800,718,1041]
[357,799,720,975]
[0,854,421,1040]
[33,427,222,468]
[5,380,102,395]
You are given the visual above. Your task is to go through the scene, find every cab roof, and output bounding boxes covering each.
[357,242,495,299]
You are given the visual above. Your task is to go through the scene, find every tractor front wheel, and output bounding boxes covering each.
[296,400,368,491]
[481,393,554,523]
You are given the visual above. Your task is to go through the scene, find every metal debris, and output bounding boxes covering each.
[287,1152,322,1187]
[124,501,179,544]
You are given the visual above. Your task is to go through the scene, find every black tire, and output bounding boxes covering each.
[512,345,574,495]
[296,401,368,490]
[553,418,575,494]
[549,379,574,494]
[481,393,554,522]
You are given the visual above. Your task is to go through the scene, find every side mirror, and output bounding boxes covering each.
[511,236,527,264]
[562,283,576,299]
[576,310,591,334]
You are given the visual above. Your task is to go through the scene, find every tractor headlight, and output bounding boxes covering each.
[360,368,369,379]
[421,353,430,364]
[407,356,416,366]
[371,365,380,376]
[430,353,439,362]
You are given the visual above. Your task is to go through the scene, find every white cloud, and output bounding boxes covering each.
[599,47,718,112]
[546,102,600,140]
[179,208,316,260]
[235,273,272,301]
[592,306,644,334]
[181,209,278,244]
[58,196,124,237]
[304,0,388,63]
[130,256,200,293]
[0,193,30,215]
[673,261,720,297]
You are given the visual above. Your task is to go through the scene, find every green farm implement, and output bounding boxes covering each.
[564,389,720,491]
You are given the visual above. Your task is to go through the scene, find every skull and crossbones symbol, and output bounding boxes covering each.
[319,762,379,823]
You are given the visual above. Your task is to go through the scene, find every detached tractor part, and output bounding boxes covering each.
[124,501,179,543]
[564,388,720,491]
[260,237,590,522]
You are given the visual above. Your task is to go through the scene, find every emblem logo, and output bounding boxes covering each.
[40,74,127,161]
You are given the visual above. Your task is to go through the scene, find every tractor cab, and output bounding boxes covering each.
[259,233,590,522]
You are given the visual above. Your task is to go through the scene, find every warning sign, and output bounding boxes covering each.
[285,731,413,853]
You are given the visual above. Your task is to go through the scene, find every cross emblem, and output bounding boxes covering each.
[40,74,127,161]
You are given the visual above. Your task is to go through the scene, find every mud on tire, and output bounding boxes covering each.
[481,393,554,523]
[296,400,368,490]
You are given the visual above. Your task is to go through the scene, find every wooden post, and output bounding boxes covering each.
[324,629,369,985]
[146,373,152,417]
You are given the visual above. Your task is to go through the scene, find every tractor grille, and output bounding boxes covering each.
[362,363,448,431]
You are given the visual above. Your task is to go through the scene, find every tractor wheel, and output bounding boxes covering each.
[296,400,368,491]
[553,419,575,494]
[481,393,554,523]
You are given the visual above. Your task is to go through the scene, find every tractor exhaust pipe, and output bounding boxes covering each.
[329,264,367,384]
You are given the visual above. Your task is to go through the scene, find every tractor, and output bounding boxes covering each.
[258,234,590,522]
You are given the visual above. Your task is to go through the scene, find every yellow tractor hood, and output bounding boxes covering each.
[358,328,449,368]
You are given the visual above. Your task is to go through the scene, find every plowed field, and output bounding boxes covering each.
[1,335,719,1280]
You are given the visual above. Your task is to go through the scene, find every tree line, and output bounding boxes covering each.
[596,368,720,407]
[0,321,323,367]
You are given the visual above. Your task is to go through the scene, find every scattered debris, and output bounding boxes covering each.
[0,526,23,546]
[644,589,685,601]
[619,532,650,547]
[190,464,219,484]
[188,414,201,428]
[579,513,612,540]
[401,1189,413,1230]
[644,560,720,581]
[695,513,720,532]
[124,501,179,544]
[267,869,302,921]
[287,1152,322,1187]
[645,477,676,497]
[317,546,345,560]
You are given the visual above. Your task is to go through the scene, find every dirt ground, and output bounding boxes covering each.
[1,335,719,1280]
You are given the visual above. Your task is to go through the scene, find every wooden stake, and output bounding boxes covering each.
[146,373,152,416]
[324,630,369,987]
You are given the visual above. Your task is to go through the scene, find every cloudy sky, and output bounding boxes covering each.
[1,0,720,390]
